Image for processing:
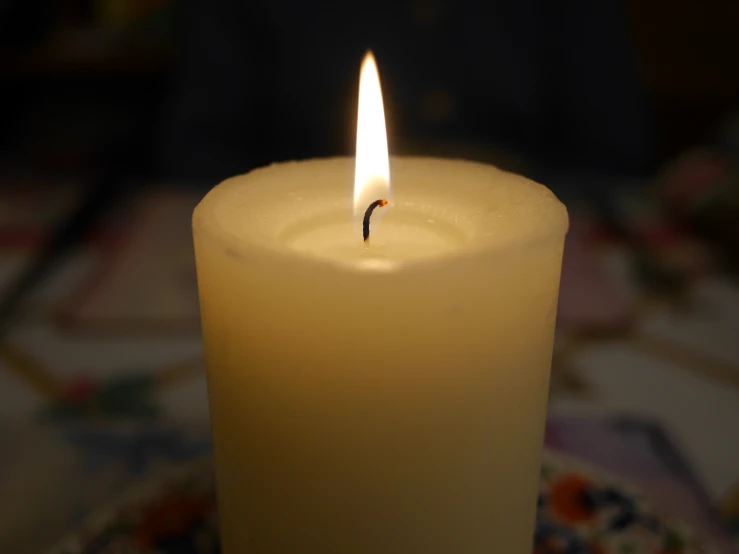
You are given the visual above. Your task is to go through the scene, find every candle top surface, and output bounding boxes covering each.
[194,157,568,271]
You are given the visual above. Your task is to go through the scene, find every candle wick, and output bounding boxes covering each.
[363,199,389,242]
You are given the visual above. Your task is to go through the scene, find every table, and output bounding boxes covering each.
[0,184,737,553]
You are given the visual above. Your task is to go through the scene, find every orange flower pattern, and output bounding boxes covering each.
[47,457,712,554]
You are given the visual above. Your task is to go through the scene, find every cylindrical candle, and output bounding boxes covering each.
[193,156,568,554]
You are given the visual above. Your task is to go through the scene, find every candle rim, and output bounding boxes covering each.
[193,156,569,274]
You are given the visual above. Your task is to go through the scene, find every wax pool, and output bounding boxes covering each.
[193,156,568,554]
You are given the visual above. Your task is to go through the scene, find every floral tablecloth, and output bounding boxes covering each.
[1,185,738,553]
[46,449,718,554]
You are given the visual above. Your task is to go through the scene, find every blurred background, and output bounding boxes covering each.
[0,0,738,553]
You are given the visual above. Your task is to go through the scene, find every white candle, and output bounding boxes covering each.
[193,53,568,554]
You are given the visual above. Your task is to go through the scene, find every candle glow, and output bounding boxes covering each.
[353,51,391,229]
[192,51,568,554]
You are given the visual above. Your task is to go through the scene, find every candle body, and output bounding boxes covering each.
[193,157,567,554]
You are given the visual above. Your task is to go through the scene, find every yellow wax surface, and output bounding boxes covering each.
[193,157,568,554]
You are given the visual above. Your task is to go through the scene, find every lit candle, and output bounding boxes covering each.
[193,52,568,554]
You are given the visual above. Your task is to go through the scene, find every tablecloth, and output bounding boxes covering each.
[1,184,738,553]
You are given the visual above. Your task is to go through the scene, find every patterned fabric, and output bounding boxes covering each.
[2,188,739,553]
[47,452,713,554]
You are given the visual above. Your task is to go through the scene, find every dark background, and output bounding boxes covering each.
[1,2,739,552]
[0,0,736,183]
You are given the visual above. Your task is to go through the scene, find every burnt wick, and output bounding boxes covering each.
[362,199,389,242]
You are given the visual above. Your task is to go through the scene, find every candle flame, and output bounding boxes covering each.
[354,51,391,226]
